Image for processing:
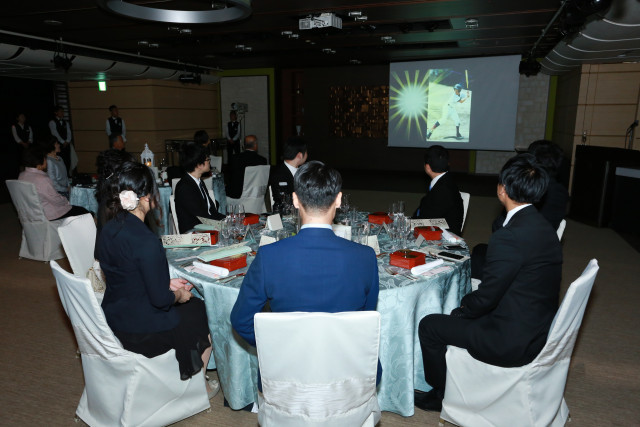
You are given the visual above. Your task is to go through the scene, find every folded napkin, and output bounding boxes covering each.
[198,242,251,263]
[411,259,444,275]
[192,261,230,277]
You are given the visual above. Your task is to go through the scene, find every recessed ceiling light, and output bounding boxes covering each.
[168,26,180,31]
[348,11,362,17]
[138,40,149,46]
[235,44,245,49]
[349,59,361,64]
[149,43,159,48]
[290,33,299,39]
[179,28,192,34]
[354,15,368,22]
[465,18,479,29]
[281,31,293,36]
[44,19,63,26]
[243,46,252,52]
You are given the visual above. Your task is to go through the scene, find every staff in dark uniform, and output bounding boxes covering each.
[225,110,241,159]
[106,105,126,144]
[48,105,73,176]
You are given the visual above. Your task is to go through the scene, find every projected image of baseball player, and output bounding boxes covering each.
[426,83,470,140]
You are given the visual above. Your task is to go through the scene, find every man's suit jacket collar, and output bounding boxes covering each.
[504,204,536,227]
[429,171,447,190]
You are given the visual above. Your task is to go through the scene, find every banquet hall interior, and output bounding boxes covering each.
[1,0,640,425]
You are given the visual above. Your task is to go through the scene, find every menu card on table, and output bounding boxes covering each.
[162,233,212,248]
[197,242,251,263]
[197,217,223,230]
[410,218,449,229]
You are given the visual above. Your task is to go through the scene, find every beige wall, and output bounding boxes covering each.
[553,63,640,190]
[68,79,221,173]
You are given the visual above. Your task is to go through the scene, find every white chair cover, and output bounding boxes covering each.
[169,195,179,234]
[50,261,209,427]
[6,179,65,261]
[227,165,270,214]
[171,177,180,194]
[440,259,600,427]
[459,192,470,231]
[255,311,381,427]
[210,155,223,172]
[557,219,567,241]
[58,213,96,276]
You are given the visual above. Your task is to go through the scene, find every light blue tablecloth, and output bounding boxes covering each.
[70,185,173,235]
[166,226,470,416]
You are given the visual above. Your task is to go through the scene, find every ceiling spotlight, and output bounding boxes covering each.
[348,11,362,17]
[243,46,252,51]
[52,52,73,73]
[179,28,192,34]
[384,38,396,44]
[138,40,149,46]
[281,30,293,36]
[149,43,159,48]
[179,73,201,84]
[355,15,368,22]
[465,18,479,29]
[322,48,336,54]
[290,33,299,39]
[235,44,245,49]
[44,19,62,26]
[349,59,361,64]
[381,36,395,43]
[168,26,180,31]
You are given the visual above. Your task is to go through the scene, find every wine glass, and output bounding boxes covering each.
[220,218,231,246]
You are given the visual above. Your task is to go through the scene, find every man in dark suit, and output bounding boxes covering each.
[415,154,563,412]
[226,135,268,199]
[231,160,379,346]
[414,145,464,236]
[269,136,308,213]
[175,142,225,233]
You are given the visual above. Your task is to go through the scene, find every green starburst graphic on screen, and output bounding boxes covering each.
[389,70,430,139]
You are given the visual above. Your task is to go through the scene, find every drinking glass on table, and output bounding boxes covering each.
[220,218,231,246]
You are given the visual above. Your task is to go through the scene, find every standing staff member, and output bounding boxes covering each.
[106,105,127,143]
[12,113,33,148]
[225,110,241,159]
[48,105,75,176]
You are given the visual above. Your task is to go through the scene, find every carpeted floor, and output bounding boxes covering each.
[0,189,639,426]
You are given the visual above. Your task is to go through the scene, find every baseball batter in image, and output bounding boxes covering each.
[427,83,470,140]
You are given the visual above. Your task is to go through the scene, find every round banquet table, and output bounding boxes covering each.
[165,221,471,416]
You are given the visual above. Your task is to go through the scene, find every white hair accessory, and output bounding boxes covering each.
[119,190,139,211]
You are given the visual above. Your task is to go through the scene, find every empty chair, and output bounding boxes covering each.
[459,192,470,231]
[557,219,567,241]
[439,259,600,427]
[255,311,381,427]
[58,213,96,276]
[50,260,210,426]
[210,155,222,172]
[226,165,270,214]
[6,179,65,261]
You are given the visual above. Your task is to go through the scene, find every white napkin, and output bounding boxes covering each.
[267,214,283,231]
[332,224,352,240]
[411,259,444,275]
[192,261,229,277]
[441,229,462,243]
[259,235,277,246]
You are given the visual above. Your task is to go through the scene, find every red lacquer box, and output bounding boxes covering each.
[209,230,219,245]
[368,212,393,225]
[413,226,443,241]
[389,250,427,269]
[209,253,247,271]
[243,213,260,225]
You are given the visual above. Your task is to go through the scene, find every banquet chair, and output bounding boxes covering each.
[255,311,381,427]
[459,192,470,231]
[210,155,223,172]
[227,165,270,214]
[557,219,567,241]
[268,186,275,212]
[50,261,210,427]
[439,259,600,427]
[170,195,180,234]
[58,213,96,276]
[6,179,65,262]
[171,177,180,194]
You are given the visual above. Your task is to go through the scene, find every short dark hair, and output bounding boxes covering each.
[108,133,123,148]
[181,141,208,173]
[37,139,56,154]
[293,161,342,213]
[105,161,159,221]
[283,136,307,161]
[424,145,449,173]
[193,130,210,146]
[22,145,46,168]
[53,105,64,114]
[527,139,563,178]
[498,153,549,204]
[109,105,117,112]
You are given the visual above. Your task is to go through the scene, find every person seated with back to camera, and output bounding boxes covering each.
[470,140,569,279]
[175,142,225,234]
[413,145,464,236]
[95,161,219,398]
[269,136,308,213]
[43,139,70,199]
[95,148,136,234]
[231,160,382,385]
[226,135,268,199]
[18,144,91,221]
[414,153,562,412]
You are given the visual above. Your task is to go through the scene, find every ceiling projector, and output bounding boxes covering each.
[299,13,342,30]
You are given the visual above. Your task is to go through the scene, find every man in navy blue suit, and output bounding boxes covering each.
[230,161,379,347]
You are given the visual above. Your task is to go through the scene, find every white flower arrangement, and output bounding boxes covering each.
[119,190,139,211]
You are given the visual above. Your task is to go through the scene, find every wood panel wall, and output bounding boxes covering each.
[68,79,221,173]
[554,63,640,190]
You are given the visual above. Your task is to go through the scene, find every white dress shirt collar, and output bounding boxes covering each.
[429,171,447,190]
[284,161,298,177]
[503,204,532,227]
[300,224,333,230]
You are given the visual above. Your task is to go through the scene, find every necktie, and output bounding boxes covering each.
[199,181,211,214]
